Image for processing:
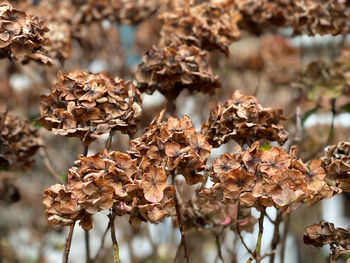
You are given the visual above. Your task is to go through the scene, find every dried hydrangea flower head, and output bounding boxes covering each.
[202,90,288,148]
[38,71,142,146]
[129,110,212,184]
[43,149,176,229]
[160,1,241,55]
[304,221,350,261]
[135,43,221,100]
[322,142,350,191]
[237,0,350,35]
[180,193,256,232]
[206,141,339,212]
[0,2,52,64]
[0,112,41,170]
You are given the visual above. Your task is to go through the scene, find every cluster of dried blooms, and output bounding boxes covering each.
[160,1,241,55]
[304,222,350,262]
[129,110,212,185]
[203,141,339,212]
[236,0,350,35]
[0,172,20,204]
[294,49,350,102]
[180,194,256,232]
[322,142,350,192]
[38,71,142,146]
[0,112,41,170]
[0,2,52,64]
[201,90,288,147]
[136,0,244,100]
[43,149,176,229]
[135,44,220,100]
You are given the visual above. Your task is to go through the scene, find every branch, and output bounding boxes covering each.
[246,209,266,263]
[108,211,120,263]
[62,222,75,263]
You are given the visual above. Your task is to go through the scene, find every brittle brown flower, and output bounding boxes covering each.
[202,90,288,148]
[135,44,221,100]
[0,3,52,64]
[0,112,41,171]
[38,71,142,146]
[141,167,168,203]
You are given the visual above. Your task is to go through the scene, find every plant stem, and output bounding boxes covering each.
[83,145,88,157]
[172,174,189,262]
[62,222,75,263]
[92,222,111,262]
[246,209,265,263]
[108,211,120,263]
[269,211,283,263]
[280,214,290,263]
[236,205,254,256]
[105,130,114,151]
[0,108,8,134]
[85,230,91,263]
[215,231,225,263]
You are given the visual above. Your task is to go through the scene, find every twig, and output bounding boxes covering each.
[85,230,91,263]
[269,211,283,263]
[246,209,265,263]
[92,222,111,262]
[62,222,75,263]
[326,98,336,144]
[236,205,254,256]
[40,147,63,183]
[173,174,189,262]
[105,130,115,151]
[280,213,290,263]
[214,229,225,263]
[0,108,8,134]
[108,211,120,263]
[83,145,89,157]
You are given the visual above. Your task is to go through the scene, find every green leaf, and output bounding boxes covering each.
[341,103,350,113]
[259,142,271,151]
[301,105,321,127]
[31,119,42,128]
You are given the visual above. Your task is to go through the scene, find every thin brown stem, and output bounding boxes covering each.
[269,211,283,263]
[246,209,265,263]
[105,130,114,151]
[40,147,63,183]
[173,174,189,262]
[280,214,290,263]
[92,222,111,262]
[85,230,91,263]
[236,205,254,256]
[62,222,75,263]
[0,108,8,134]
[83,145,89,157]
[215,230,225,263]
[108,211,120,263]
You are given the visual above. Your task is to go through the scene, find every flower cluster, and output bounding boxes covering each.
[38,71,142,146]
[160,1,241,55]
[205,141,339,212]
[0,112,41,170]
[180,194,256,232]
[236,0,350,35]
[304,221,350,261]
[43,149,176,229]
[201,90,288,148]
[0,3,52,64]
[129,110,212,185]
[322,142,350,192]
[135,44,220,100]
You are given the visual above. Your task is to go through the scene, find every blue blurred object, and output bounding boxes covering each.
[117,23,141,67]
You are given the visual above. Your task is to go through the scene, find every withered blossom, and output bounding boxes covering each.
[38,71,142,146]
[135,44,221,100]
[205,141,339,212]
[0,3,52,64]
[202,90,288,148]
[44,149,176,229]
[160,1,241,55]
[322,142,350,191]
[0,112,41,170]
[236,0,350,35]
[129,110,212,185]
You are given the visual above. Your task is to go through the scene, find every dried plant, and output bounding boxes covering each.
[38,71,142,146]
[0,2,52,64]
[201,90,289,147]
[0,112,41,170]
